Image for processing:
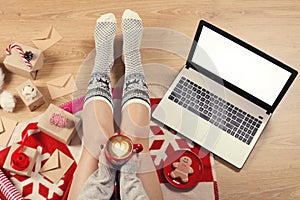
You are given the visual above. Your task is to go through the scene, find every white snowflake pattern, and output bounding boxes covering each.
[149,121,194,166]
[10,146,64,200]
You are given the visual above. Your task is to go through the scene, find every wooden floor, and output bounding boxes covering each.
[1,1,300,199]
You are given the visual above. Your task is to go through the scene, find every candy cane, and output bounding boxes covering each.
[0,168,24,200]
[5,44,33,70]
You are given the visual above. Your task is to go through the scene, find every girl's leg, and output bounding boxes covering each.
[119,9,163,200]
[68,13,116,199]
[120,104,163,200]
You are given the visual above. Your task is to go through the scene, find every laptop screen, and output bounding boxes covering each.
[189,21,297,113]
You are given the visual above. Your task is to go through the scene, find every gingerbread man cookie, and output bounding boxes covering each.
[170,156,194,183]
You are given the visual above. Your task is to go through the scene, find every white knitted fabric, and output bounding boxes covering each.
[120,154,149,200]
[78,148,149,200]
[77,148,116,200]
[121,9,150,109]
[84,13,116,110]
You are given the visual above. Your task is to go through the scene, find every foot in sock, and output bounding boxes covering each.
[84,13,116,110]
[121,9,150,109]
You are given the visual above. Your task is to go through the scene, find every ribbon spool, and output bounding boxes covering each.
[10,151,30,171]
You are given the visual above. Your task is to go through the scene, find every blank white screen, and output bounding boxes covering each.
[192,26,291,106]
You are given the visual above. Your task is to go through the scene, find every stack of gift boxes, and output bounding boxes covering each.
[1,103,80,200]
[0,28,81,199]
[3,103,79,179]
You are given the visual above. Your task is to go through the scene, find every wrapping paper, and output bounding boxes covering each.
[0,168,23,200]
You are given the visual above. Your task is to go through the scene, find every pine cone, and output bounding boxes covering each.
[24,51,34,61]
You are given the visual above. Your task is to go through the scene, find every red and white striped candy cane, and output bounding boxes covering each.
[5,44,33,70]
[0,168,24,200]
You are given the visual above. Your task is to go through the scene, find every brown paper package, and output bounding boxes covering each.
[37,104,80,144]
[3,43,44,79]
[16,79,45,111]
[3,143,38,177]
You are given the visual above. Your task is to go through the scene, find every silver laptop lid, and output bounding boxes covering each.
[186,20,298,114]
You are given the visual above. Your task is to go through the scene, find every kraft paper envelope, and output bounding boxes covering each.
[0,117,18,147]
[39,149,74,184]
[31,26,62,51]
[47,74,78,100]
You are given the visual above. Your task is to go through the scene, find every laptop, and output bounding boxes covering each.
[152,20,298,168]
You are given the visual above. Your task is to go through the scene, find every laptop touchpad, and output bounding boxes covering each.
[200,125,222,151]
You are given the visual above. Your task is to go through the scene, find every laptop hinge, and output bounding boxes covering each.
[185,61,195,70]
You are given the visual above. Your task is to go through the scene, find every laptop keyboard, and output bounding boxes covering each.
[168,77,263,145]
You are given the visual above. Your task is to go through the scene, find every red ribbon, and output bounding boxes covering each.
[10,131,30,171]
[10,128,39,171]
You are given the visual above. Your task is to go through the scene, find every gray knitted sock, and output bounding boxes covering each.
[119,154,149,200]
[121,9,150,109]
[77,148,117,200]
[84,13,116,110]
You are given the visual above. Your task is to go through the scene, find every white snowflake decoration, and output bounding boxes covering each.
[10,146,64,200]
[149,121,195,166]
